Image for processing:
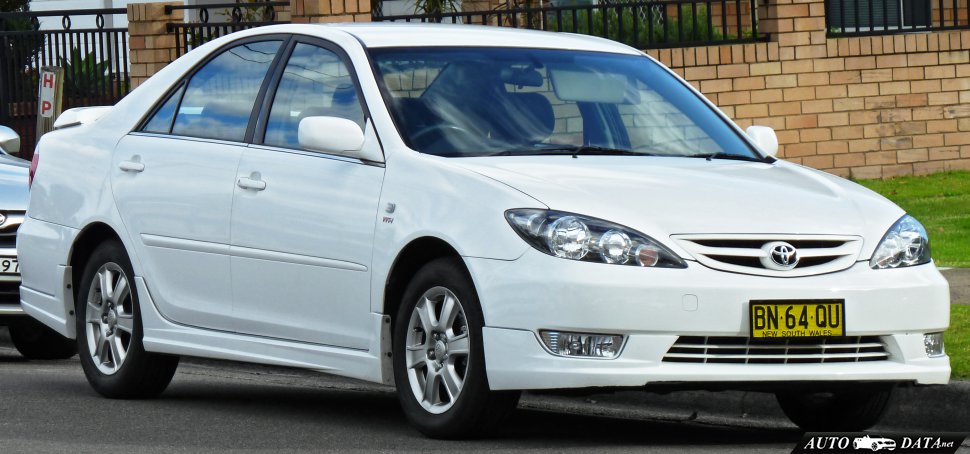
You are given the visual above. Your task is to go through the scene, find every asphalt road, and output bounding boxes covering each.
[0,342,812,454]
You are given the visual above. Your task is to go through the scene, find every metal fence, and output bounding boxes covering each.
[0,8,130,158]
[373,0,768,49]
[826,0,966,36]
[166,1,289,57]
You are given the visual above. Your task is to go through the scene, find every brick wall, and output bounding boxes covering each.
[647,0,970,178]
[290,0,371,23]
[128,2,183,89]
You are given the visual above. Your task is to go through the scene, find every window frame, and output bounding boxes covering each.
[134,34,292,144]
[252,36,372,150]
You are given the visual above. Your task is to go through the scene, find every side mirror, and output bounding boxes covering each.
[0,125,21,156]
[745,125,778,157]
[298,116,365,158]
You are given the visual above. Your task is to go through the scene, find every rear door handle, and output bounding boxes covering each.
[237,176,266,191]
[119,160,145,173]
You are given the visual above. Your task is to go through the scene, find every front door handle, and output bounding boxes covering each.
[119,160,145,173]
[237,176,266,191]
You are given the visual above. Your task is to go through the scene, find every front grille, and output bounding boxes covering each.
[663,336,889,364]
[671,234,863,277]
[0,211,25,249]
[0,281,19,305]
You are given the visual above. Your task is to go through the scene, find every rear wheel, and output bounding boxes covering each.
[393,257,519,439]
[776,385,894,431]
[76,241,179,398]
[8,317,76,360]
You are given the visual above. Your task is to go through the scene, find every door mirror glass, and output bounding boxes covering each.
[298,116,365,157]
[0,125,21,156]
[745,125,778,157]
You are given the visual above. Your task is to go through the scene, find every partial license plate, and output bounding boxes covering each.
[749,300,844,338]
[0,256,19,275]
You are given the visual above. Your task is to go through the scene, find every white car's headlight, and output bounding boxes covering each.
[870,214,932,269]
[505,209,686,268]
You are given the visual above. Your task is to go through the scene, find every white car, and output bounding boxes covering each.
[854,435,897,451]
[17,24,949,438]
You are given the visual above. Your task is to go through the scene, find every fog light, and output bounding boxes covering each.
[924,332,945,357]
[539,331,624,359]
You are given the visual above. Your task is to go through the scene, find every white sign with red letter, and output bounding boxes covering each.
[39,69,58,118]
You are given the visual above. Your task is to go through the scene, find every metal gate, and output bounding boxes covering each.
[0,8,129,159]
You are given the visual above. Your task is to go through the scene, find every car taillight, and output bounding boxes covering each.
[29,149,39,188]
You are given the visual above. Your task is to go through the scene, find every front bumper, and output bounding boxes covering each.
[466,250,951,390]
[0,246,23,318]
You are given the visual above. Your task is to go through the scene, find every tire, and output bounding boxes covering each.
[393,257,519,439]
[75,240,179,399]
[776,385,894,431]
[8,317,76,360]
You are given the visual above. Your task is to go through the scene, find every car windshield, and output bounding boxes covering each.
[369,47,762,160]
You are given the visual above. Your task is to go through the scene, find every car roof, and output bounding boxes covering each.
[254,23,643,55]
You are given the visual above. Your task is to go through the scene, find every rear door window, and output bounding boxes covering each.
[167,40,282,142]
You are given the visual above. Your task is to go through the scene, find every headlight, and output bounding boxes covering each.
[505,209,686,268]
[870,215,932,269]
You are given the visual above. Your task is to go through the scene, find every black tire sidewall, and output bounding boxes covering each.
[75,241,159,397]
[776,386,894,431]
[8,317,76,360]
[392,257,500,438]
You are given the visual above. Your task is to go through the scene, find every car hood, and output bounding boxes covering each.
[0,156,29,211]
[454,156,904,257]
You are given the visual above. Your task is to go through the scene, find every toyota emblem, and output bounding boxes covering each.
[760,241,800,271]
[0,213,5,226]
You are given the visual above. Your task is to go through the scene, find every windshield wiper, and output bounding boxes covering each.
[487,145,649,158]
[694,152,771,162]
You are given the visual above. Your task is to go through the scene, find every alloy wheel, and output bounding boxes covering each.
[84,262,134,375]
[404,286,470,414]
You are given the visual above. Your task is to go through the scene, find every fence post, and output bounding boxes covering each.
[291,0,371,23]
[128,2,183,89]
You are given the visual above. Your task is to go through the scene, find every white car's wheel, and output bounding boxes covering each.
[76,241,179,398]
[392,257,519,439]
[776,386,894,431]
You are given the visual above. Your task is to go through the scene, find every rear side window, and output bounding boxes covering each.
[167,40,282,142]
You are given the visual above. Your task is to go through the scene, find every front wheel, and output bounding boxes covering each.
[776,385,894,431]
[8,317,77,360]
[76,241,179,399]
[393,257,519,439]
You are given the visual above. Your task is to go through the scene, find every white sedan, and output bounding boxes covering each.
[17,23,949,438]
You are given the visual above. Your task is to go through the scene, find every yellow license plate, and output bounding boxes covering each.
[749,300,845,338]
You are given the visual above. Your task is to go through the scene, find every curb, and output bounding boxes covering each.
[522,382,970,433]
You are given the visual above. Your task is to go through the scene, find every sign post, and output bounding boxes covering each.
[36,66,65,142]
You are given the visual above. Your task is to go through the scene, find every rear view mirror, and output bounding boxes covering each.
[297,116,385,163]
[549,68,633,104]
[0,125,21,156]
[299,116,365,158]
[745,125,778,157]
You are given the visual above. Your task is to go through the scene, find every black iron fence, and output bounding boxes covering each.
[374,0,768,49]
[166,2,289,57]
[826,0,966,36]
[0,8,129,158]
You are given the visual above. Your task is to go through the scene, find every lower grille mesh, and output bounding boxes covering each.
[0,281,19,305]
[663,336,889,364]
